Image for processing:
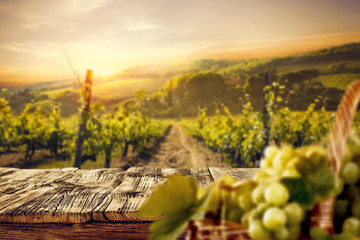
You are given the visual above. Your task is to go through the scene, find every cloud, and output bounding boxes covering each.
[0,0,360,84]
[66,0,110,14]
[0,41,68,58]
[123,20,160,31]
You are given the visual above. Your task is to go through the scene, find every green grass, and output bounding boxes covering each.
[345,61,360,69]
[276,61,360,74]
[37,155,106,169]
[37,159,73,169]
[313,73,360,90]
[277,61,336,74]
[92,77,168,100]
[43,88,72,98]
[43,77,168,101]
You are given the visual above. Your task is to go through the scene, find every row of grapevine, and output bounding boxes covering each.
[81,105,170,168]
[0,96,170,168]
[181,104,265,167]
[181,82,334,167]
[0,100,73,162]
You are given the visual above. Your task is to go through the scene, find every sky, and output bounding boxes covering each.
[1,0,360,85]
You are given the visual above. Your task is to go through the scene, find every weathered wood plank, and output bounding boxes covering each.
[0,168,79,223]
[103,167,214,222]
[52,169,124,223]
[0,168,124,223]
[0,223,188,240]
[0,167,256,224]
[208,167,259,181]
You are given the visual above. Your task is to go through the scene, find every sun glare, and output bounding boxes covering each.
[89,66,111,78]
[99,69,110,78]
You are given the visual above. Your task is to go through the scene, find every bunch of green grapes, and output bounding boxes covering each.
[334,139,360,237]
[214,145,336,240]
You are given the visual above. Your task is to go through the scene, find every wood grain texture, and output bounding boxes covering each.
[208,167,259,181]
[0,223,187,240]
[0,167,254,224]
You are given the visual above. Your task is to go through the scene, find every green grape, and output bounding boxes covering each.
[274,226,290,240]
[344,141,360,164]
[343,145,354,164]
[262,207,287,231]
[264,145,279,160]
[253,170,272,183]
[342,217,360,236]
[241,211,252,228]
[334,177,344,195]
[351,199,360,218]
[285,157,299,168]
[283,158,301,177]
[272,146,293,171]
[287,224,301,240]
[260,159,272,169]
[283,202,304,224]
[226,207,243,223]
[238,192,254,210]
[248,220,272,240]
[264,182,289,206]
[249,203,271,222]
[251,185,265,204]
[341,162,360,185]
[304,145,327,167]
[282,167,301,178]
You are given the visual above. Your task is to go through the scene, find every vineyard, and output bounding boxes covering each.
[1,80,360,169]
[181,82,360,167]
[0,94,171,169]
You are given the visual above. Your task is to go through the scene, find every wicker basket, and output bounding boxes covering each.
[186,80,360,240]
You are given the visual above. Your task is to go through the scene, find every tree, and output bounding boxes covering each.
[172,72,226,110]
[244,75,264,110]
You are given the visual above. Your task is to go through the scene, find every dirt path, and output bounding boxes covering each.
[0,124,228,169]
[139,124,228,168]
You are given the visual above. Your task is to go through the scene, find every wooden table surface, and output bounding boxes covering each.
[0,167,257,240]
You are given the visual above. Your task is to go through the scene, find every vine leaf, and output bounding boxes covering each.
[136,175,212,240]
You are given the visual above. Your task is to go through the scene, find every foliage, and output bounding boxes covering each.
[0,94,170,168]
[181,80,334,167]
[168,72,226,112]
[137,175,216,240]
[313,73,360,90]
[182,104,265,167]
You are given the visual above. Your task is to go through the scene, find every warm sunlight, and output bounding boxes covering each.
[91,67,111,78]
[2,2,360,239]
[0,0,360,85]
[98,69,110,78]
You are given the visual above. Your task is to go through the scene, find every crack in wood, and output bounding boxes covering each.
[0,167,255,224]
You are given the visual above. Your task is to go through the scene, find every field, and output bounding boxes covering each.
[44,77,168,100]
[1,42,360,170]
[313,73,360,90]
[92,77,168,100]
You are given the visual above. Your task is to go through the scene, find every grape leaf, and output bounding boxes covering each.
[136,175,212,240]
[148,208,198,240]
[136,175,198,218]
[282,166,335,207]
[281,178,315,206]
[307,167,335,198]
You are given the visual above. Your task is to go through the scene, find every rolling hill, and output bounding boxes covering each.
[3,42,360,116]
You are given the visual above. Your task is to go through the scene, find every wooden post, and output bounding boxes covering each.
[262,72,270,146]
[73,70,93,168]
[258,72,270,167]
